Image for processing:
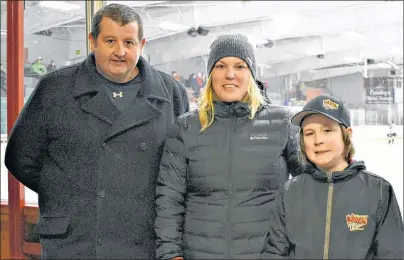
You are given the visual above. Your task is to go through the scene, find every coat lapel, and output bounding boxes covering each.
[72,54,119,125]
[73,54,171,140]
[105,57,171,140]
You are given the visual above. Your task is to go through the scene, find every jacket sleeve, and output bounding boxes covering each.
[4,77,49,193]
[373,182,403,259]
[283,121,304,177]
[262,190,293,259]
[155,119,187,260]
[180,86,190,115]
[173,81,190,117]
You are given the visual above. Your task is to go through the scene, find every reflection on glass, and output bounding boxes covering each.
[0,1,87,204]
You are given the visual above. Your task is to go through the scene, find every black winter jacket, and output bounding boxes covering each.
[262,161,403,259]
[5,54,189,259]
[155,101,304,259]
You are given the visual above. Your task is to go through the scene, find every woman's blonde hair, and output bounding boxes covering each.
[198,71,266,132]
[299,124,355,164]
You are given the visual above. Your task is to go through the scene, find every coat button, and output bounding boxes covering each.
[101,143,107,149]
[97,238,103,245]
[139,194,145,199]
[139,142,147,151]
[99,190,106,198]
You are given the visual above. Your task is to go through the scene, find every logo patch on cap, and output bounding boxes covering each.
[322,99,339,110]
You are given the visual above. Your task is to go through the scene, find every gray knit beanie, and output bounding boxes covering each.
[207,34,256,79]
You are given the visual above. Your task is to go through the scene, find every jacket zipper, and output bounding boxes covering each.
[323,174,334,259]
[227,116,236,259]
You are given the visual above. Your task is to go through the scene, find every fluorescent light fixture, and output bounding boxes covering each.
[1,30,6,35]
[247,35,267,46]
[375,62,392,69]
[341,31,363,43]
[271,12,302,33]
[344,57,362,63]
[257,64,272,69]
[39,1,81,11]
[158,21,189,31]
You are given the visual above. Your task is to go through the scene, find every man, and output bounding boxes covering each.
[47,60,57,72]
[171,70,180,82]
[31,57,47,75]
[5,3,189,259]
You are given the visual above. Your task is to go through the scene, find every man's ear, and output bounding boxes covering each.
[140,37,146,50]
[88,32,96,52]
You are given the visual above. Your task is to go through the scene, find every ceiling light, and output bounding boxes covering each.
[344,57,362,63]
[271,12,302,33]
[375,62,392,69]
[247,35,267,46]
[257,64,272,69]
[341,31,363,43]
[1,30,6,35]
[158,21,189,31]
[39,1,81,11]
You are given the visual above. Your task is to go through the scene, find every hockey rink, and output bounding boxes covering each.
[1,125,403,216]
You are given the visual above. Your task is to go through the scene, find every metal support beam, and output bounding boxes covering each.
[7,1,26,258]
[86,1,107,54]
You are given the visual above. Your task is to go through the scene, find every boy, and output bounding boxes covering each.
[262,94,403,259]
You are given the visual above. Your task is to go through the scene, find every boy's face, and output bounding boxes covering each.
[301,114,352,173]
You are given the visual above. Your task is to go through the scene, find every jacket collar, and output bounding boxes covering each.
[213,101,251,118]
[306,160,366,183]
[73,53,170,103]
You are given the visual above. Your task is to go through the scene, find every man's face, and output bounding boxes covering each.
[89,17,146,83]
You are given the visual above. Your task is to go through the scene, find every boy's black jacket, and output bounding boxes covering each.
[263,160,404,259]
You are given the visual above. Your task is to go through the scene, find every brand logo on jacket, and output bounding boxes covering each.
[250,133,268,140]
[113,92,123,98]
[346,213,368,231]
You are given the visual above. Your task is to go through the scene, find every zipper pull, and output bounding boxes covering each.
[327,174,332,183]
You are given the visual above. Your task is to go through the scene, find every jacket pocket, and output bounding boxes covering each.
[34,216,70,236]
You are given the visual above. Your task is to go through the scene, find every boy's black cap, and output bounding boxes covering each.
[291,94,351,127]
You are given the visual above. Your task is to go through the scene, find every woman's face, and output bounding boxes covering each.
[211,56,250,102]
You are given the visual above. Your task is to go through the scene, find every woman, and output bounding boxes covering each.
[155,34,303,260]
[262,94,403,259]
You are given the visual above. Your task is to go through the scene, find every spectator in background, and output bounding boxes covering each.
[30,57,47,75]
[196,72,204,89]
[188,73,200,98]
[47,60,57,72]
[1,63,6,93]
[172,70,181,82]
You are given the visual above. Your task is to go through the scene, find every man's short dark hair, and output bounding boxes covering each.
[91,3,144,41]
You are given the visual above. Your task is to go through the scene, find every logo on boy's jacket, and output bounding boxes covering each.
[322,99,339,110]
[346,213,368,231]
